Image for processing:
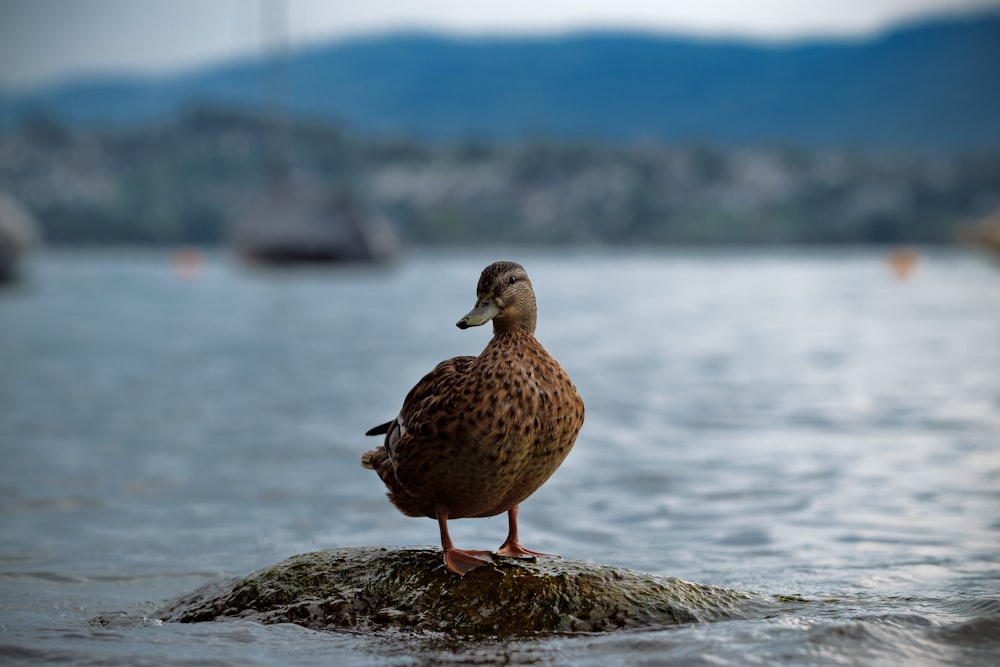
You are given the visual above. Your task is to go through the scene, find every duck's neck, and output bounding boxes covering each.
[492,315,536,336]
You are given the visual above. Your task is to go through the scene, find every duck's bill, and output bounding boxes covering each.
[456,302,500,329]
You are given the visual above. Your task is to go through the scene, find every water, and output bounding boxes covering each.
[1,248,998,666]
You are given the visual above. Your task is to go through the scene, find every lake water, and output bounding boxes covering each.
[1,248,998,666]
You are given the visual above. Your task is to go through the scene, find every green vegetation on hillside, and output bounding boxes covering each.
[1,108,997,246]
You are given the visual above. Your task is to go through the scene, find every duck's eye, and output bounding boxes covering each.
[508,276,517,285]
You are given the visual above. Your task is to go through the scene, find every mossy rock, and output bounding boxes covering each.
[158,547,770,636]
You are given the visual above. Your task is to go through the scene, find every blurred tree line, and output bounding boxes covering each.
[1,106,997,246]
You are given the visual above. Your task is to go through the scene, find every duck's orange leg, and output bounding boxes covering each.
[496,505,557,560]
[437,511,493,575]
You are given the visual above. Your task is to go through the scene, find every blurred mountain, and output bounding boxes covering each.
[1,10,998,150]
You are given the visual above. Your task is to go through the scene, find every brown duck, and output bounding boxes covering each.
[362,261,585,574]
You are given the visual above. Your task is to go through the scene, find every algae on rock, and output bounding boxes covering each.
[158,547,765,636]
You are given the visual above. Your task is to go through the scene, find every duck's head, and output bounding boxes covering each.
[457,261,537,334]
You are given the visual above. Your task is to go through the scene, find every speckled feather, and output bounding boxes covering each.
[362,262,584,524]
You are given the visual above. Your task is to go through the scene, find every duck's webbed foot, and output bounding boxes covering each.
[494,505,559,561]
[438,510,494,575]
[495,540,556,561]
[443,548,494,575]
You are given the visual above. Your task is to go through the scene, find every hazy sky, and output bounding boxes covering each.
[1,0,998,90]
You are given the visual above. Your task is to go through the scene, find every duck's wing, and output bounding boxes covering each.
[366,354,476,432]
[362,356,477,512]
[393,355,476,453]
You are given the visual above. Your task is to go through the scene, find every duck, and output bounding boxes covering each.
[362,261,585,574]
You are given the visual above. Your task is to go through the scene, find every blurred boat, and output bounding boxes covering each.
[231,1,400,267]
[0,190,38,283]
[964,209,1000,257]
[232,183,400,265]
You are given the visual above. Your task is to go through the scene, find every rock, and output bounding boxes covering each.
[0,190,38,283]
[157,547,772,636]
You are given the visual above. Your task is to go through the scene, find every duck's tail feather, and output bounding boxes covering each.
[365,420,392,437]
